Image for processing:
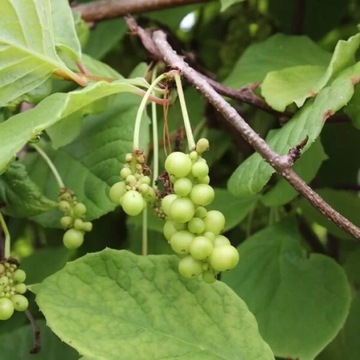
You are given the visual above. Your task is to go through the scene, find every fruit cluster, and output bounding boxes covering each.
[109,149,156,215]
[58,189,93,249]
[0,260,28,320]
[161,138,239,282]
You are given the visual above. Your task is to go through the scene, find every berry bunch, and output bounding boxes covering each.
[109,149,156,216]
[0,260,28,320]
[162,138,239,282]
[58,189,93,249]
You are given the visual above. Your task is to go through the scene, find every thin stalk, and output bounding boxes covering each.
[151,68,160,186]
[0,213,11,259]
[31,143,65,189]
[174,73,196,150]
[142,206,148,256]
[133,73,168,149]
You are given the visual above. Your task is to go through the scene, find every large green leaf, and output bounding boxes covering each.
[223,34,330,88]
[227,62,360,197]
[296,189,360,240]
[222,218,351,360]
[261,139,327,206]
[0,0,85,105]
[26,92,149,227]
[0,162,57,217]
[36,249,274,360]
[344,85,360,129]
[0,78,149,175]
[261,33,360,111]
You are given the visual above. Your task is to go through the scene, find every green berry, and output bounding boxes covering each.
[83,222,93,232]
[11,294,28,312]
[213,235,231,247]
[170,230,194,254]
[60,216,73,228]
[190,184,215,206]
[161,194,177,216]
[169,198,195,223]
[194,206,207,219]
[190,236,213,260]
[187,217,205,235]
[14,283,27,294]
[173,177,193,197]
[0,277,9,287]
[178,256,203,278]
[209,245,239,272]
[121,190,145,216]
[0,298,14,320]
[73,202,87,217]
[163,220,185,241]
[204,210,225,235]
[191,161,209,179]
[58,200,71,213]
[74,218,85,231]
[165,152,192,177]
[13,269,26,283]
[202,270,217,283]
[63,228,84,250]
[109,181,126,204]
[196,138,209,153]
[120,167,132,179]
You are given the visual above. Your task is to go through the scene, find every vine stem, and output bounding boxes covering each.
[0,213,11,259]
[174,73,196,150]
[151,30,360,240]
[151,68,160,187]
[133,73,168,149]
[31,143,65,190]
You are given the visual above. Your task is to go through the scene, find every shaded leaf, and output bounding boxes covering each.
[262,139,327,206]
[0,162,56,217]
[0,319,78,360]
[224,34,330,88]
[220,0,245,11]
[228,62,360,197]
[0,78,149,174]
[36,249,274,360]
[222,218,351,360]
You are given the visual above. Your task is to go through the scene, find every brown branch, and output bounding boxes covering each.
[73,0,210,22]
[151,30,360,240]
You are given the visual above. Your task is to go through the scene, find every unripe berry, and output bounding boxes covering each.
[165,152,192,177]
[169,198,195,223]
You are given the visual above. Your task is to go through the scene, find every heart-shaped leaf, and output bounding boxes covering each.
[222,218,351,360]
[36,249,274,360]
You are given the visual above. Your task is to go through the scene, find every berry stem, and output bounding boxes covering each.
[133,73,167,149]
[151,67,160,187]
[31,143,66,190]
[142,205,148,256]
[0,212,11,259]
[174,73,195,150]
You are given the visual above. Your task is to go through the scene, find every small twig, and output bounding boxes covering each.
[73,0,210,22]
[26,310,41,354]
[151,30,360,240]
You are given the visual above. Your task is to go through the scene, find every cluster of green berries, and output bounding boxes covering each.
[0,260,28,320]
[109,149,156,215]
[161,138,239,283]
[58,189,93,250]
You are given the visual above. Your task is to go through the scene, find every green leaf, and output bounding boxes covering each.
[344,292,360,359]
[262,139,328,206]
[0,319,79,360]
[227,62,360,197]
[0,0,85,105]
[0,162,57,217]
[0,79,149,174]
[50,0,82,61]
[261,33,360,111]
[26,92,149,227]
[344,85,360,129]
[36,249,274,360]
[261,65,325,111]
[222,218,351,360]
[224,34,331,88]
[296,189,360,240]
